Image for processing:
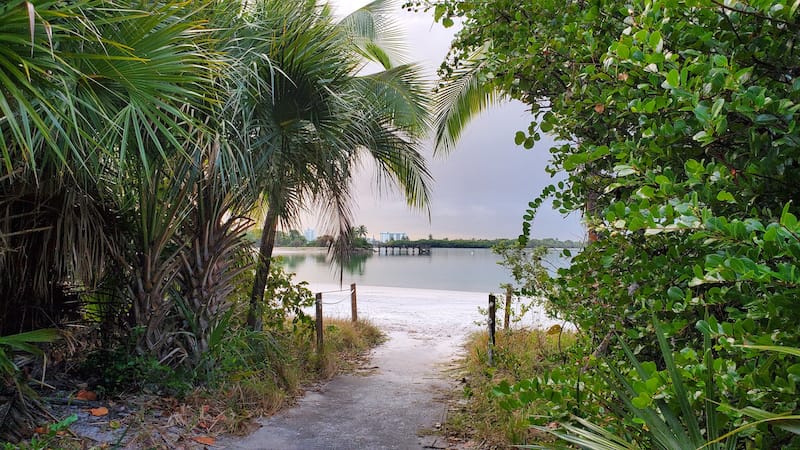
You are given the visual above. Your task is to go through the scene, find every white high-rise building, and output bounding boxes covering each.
[304,228,316,241]
[379,232,408,242]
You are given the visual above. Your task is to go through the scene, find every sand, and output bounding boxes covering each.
[221,284,559,450]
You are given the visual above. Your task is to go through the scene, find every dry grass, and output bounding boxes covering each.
[321,317,385,373]
[180,317,385,435]
[444,327,575,448]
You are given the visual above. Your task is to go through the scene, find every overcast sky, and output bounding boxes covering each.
[298,1,585,241]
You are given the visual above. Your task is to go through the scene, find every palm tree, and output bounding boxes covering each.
[244,0,432,330]
[0,0,221,438]
[0,0,215,330]
[357,225,368,239]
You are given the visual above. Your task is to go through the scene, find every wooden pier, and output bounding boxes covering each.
[373,243,431,255]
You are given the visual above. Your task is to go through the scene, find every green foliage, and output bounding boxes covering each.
[204,326,301,394]
[81,336,192,397]
[523,322,800,449]
[0,329,60,393]
[259,261,315,331]
[276,230,309,247]
[420,0,800,447]
[494,243,550,296]
[2,414,79,450]
[446,329,576,447]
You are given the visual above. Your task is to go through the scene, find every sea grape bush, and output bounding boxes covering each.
[413,0,800,446]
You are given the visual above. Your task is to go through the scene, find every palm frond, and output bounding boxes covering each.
[433,46,502,155]
[532,415,639,449]
[338,0,407,69]
[355,63,432,133]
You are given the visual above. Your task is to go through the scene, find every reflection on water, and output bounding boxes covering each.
[278,251,373,277]
[273,247,570,293]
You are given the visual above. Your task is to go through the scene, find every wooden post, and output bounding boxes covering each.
[488,294,496,366]
[504,286,512,331]
[315,293,323,355]
[350,283,358,323]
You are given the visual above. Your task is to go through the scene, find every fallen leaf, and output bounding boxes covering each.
[76,389,97,401]
[90,407,109,416]
[34,426,46,434]
[192,436,216,445]
[617,72,629,81]
[594,103,605,113]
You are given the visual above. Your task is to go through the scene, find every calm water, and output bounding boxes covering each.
[274,247,571,294]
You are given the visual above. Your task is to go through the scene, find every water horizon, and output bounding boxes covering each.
[273,246,570,294]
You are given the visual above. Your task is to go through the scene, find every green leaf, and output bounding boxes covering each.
[716,191,735,202]
[763,226,778,242]
[737,345,800,358]
[666,69,680,88]
[617,43,630,59]
[648,31,663,52]
[780,204,798,230]
[694,104,711,124]
[711,98,725,118]
[523,137,535,149]
[712,55,728,67]
[653,317,704,444]
[667,286,683,301]
[614,164,637,177]
[0,328,60,345]
[632,395,651,409]
[564,152,588,171]
[434,4,446,22]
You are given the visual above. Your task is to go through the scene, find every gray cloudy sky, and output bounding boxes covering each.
[299,1,585,241]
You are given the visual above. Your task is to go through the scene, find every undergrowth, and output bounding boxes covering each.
[180,317,385,435]
[29,317,384,448]
[445,327,575,448]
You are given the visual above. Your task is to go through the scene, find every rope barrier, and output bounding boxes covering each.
[321,297,349,305]
[316,288,355,295]
[317,288,355,305]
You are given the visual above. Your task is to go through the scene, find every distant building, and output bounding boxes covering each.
[304,228,316,241]
[379,232,408,242]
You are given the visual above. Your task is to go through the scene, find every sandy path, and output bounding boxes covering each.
[221,285,558,450]
[221,285,488,450]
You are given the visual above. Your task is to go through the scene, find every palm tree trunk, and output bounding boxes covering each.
[247,205,279,331]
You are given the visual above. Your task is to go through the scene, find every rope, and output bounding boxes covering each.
[317,288,355,305]
[316,288,354,295]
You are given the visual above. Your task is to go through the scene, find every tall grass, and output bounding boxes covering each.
[179,317,385,435]
[446,328,575,447]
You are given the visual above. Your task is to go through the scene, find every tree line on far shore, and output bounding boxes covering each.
[260,228,583,249]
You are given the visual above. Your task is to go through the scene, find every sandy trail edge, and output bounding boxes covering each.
[220,328,461,450]
[219,285,496,450]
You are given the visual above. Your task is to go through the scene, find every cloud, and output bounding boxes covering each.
[300,1,586,240]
